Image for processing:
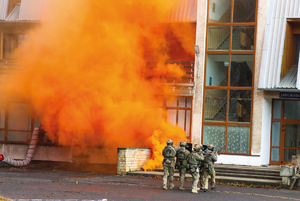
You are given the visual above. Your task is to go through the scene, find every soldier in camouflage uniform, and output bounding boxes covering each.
[162,139,177,190]
[187,144,204,193]
[201,144,218,192]
[175,141,190,190]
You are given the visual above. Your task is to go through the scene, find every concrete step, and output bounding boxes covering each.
[153,169,281,180]
[216,172,281,180]
[154,168,280,178]
[127,170,282,186]
[128,165,282,186]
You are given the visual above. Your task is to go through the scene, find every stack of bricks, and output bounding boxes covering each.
[117,148,151,175]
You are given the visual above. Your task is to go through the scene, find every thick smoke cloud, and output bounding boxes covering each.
[7,0,195,169]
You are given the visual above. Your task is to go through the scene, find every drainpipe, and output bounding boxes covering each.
[0,127,39,166]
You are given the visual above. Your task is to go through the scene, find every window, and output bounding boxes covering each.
[0,95,54,144]
[203,0,256,154]
[159,96,193,142]
[281,20,300,80]
[3,33,28,59]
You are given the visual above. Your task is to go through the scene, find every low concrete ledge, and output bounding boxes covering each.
[117,148,150,175]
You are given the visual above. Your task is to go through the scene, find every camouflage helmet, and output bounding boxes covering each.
[194,144,201,152]
[180,141,187,147]
[208,144,214,151]
[167,139,173,146]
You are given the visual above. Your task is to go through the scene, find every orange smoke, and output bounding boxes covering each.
[7,0,194,169]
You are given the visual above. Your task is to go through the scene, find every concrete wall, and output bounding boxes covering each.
[117,148,150,175]
[0,144,120,165]
[191,0,207,145]
[0,144,72,162]
[251,0,270,156]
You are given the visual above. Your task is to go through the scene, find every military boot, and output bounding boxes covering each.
[191,188,198,193]
[211,185,217,190]
[163,185,168,190]
[179,185,185,190]
[169,183,174,189]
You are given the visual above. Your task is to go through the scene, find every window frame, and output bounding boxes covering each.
[202,0,258,155]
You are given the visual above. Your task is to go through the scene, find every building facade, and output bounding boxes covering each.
[0,0,299,167]
[192,0,300,166]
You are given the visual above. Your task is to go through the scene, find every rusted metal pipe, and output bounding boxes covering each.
[0,127,39,166]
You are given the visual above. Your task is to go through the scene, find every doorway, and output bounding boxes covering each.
[270,99,300,165]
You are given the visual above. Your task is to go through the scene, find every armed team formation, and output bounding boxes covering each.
[162,139,219,193]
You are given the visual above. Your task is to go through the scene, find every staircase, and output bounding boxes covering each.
[127,164,282,186]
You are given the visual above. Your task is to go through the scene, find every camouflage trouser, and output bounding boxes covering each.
[189,167,199,190]
[163,164,175,187]
[179,167,187,186]
[201,168,216,189]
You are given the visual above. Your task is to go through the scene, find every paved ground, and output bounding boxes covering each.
[0,166,300,201]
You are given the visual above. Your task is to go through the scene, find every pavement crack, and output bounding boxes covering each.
[216,190,300,200]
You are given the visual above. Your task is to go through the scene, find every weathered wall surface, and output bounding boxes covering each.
[117,148,150,175]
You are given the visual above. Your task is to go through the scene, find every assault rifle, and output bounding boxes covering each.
[201,147,221,156]
[214,148,221,156]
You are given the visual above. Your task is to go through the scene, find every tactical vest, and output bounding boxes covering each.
[203,150,214,164]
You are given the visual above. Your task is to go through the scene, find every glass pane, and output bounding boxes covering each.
[207,26,230,50]
[230,54,253,86]
[178,110,185,130]
[178,97,186,107]
[206,54,229,86]
[284,100,300,120]
[271,148,280,161]
[167,109,177,126]
[0,102,5,128]
[0,130,4,140]
[227,126,250,153]
[208,0,231,23]
[8,103,31,130]
[271,122,281,147]
[273,100,282,119]
[284,149,300,162]
[166,97,177,107]
[232,26,255,50]
[284,124,300,147]
[185,110,190,137]
[203,125,226,152]
[204,89,227,122]
[7,131,30,142]
[295,36,300,63]
[233,0,256,22]
[3,33,18,59]
[228,90,251,122]
[187,97,192,107]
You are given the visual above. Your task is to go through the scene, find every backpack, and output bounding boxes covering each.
[177,148,186,161]
[164,146,176,159]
